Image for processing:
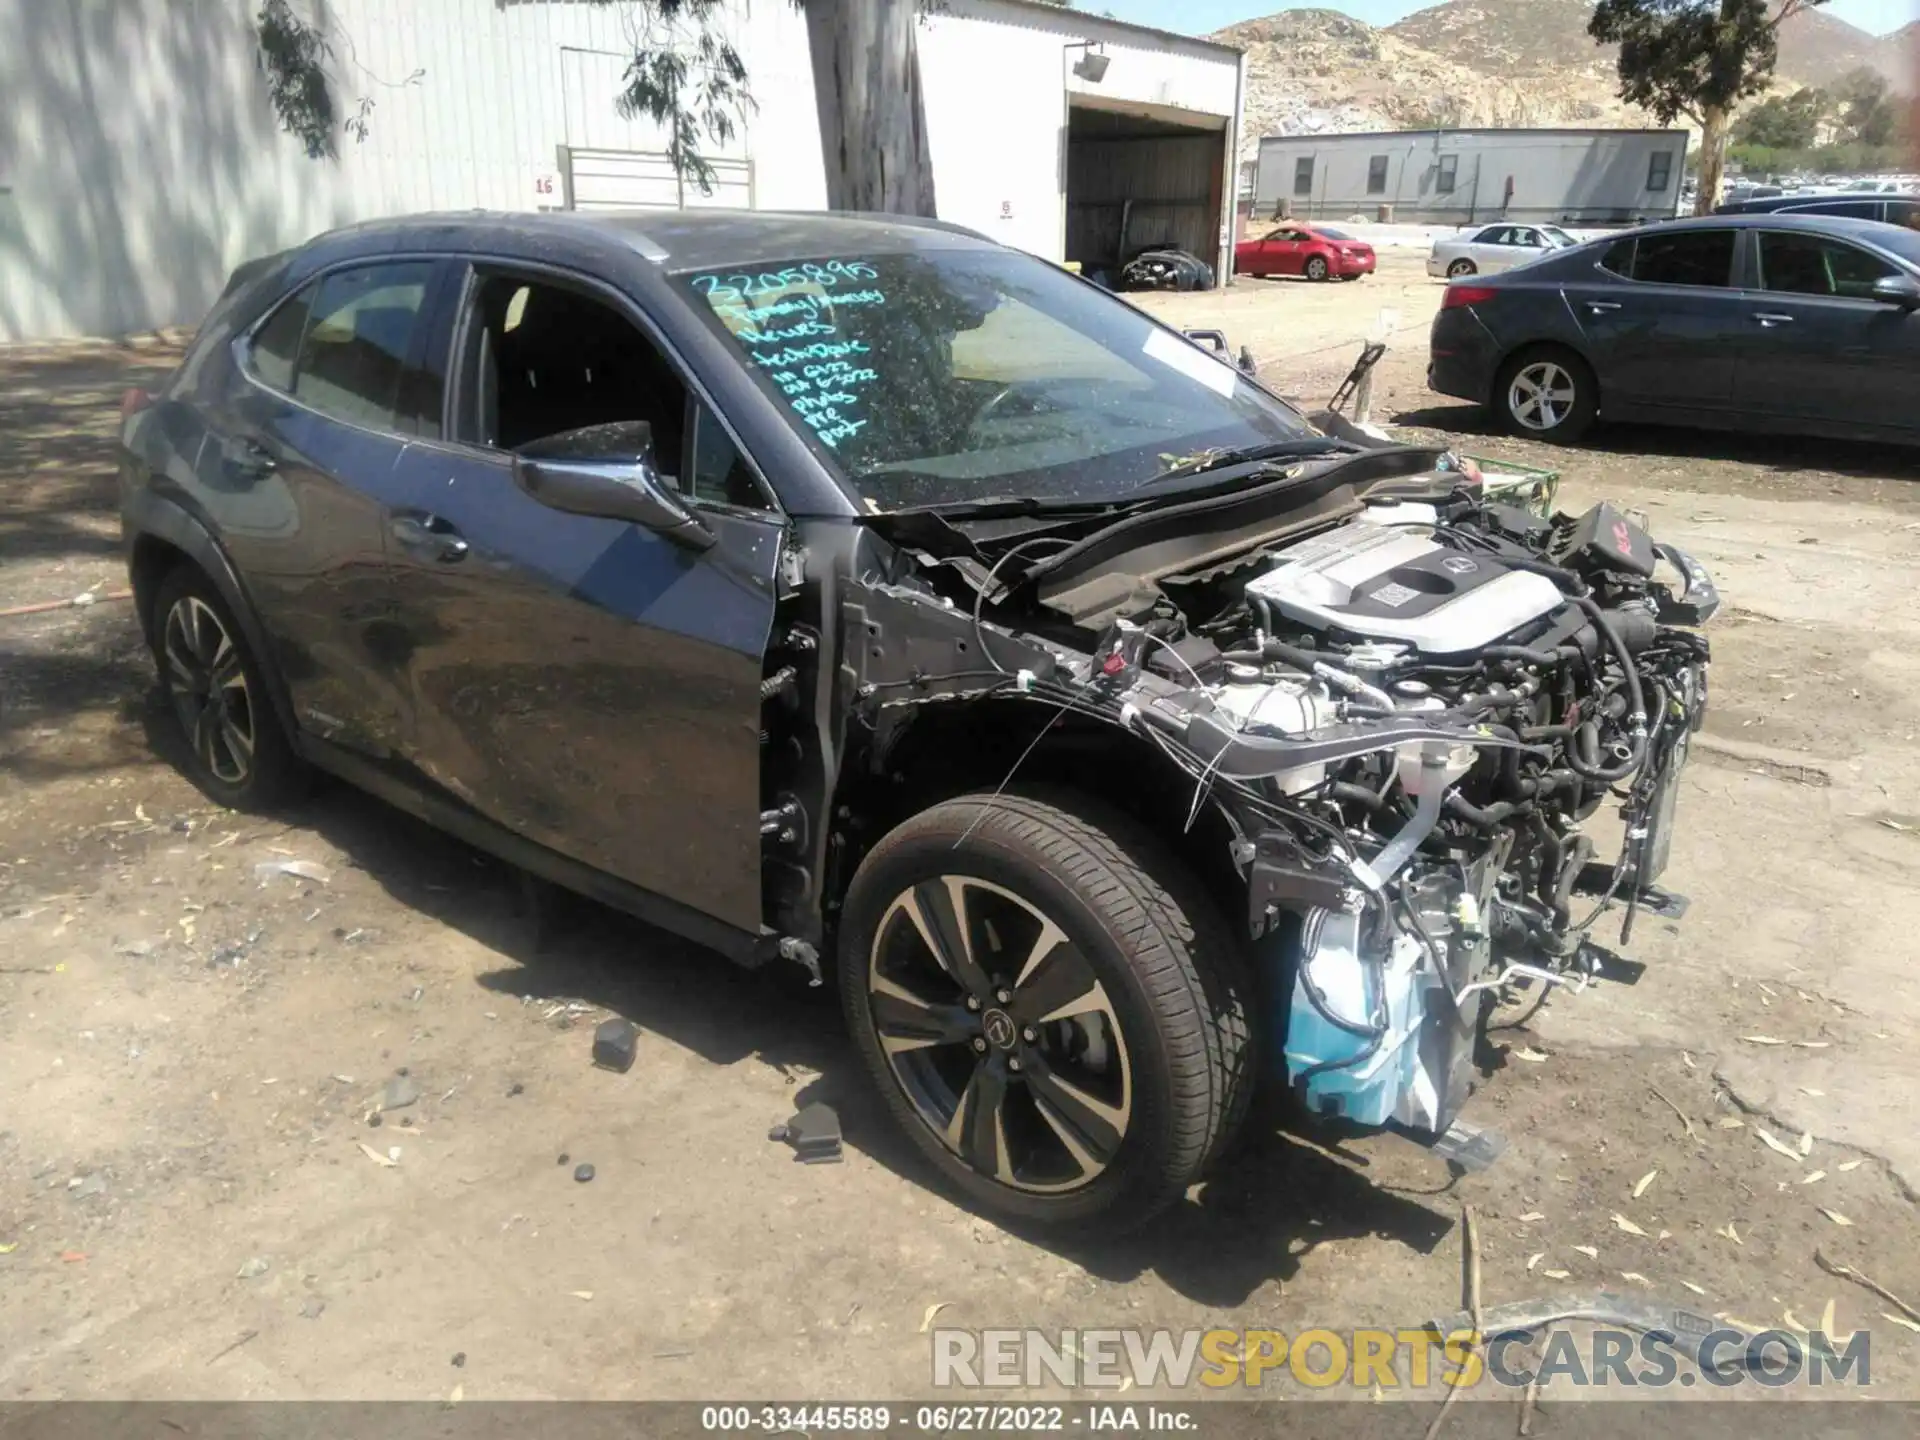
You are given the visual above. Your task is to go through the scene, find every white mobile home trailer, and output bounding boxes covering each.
[0,0,1245,341]
[1253,127,1690,228]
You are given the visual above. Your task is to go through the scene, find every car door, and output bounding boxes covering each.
[1470,227,1515,272]
[1263,228,1307,276]
[1567,228,1741,412]
[1732,228,1920,436]
[381,264,785,933]
[213,259,459,758]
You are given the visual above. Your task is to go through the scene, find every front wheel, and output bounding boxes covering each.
[1495,347,1598,443]
[1304,256,1330,282]
[838,791,1254,1234]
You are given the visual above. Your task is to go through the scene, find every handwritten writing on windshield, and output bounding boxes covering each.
[691,262,886,451]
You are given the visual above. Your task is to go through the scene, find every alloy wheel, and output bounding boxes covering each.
[1507,360,1578,433]
[1448,259,1476,278]
[1306,257,1329,281]
[162,596,256,786]
[866,875,1133,1194]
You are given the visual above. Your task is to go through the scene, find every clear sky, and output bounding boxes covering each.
[1088,1,1918,39]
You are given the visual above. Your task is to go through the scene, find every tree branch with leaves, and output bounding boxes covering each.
[1589,0,1830,215]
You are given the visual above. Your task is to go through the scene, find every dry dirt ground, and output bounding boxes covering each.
[4,256,1920,1412]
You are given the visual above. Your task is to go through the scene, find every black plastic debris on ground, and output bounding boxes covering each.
[770,1102,843,1164]
[592,1018,638,1073]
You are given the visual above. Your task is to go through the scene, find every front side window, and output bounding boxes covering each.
[1757,232,1900,300]
[290,263,440,435]
[674,250,1320,511]
[1293,157,1314,197]
[1367,155,1389,195]
[1647,151,1673,192]
[1628,230,1735,287]
[454,272,772,509]
[1436,155,1458,195]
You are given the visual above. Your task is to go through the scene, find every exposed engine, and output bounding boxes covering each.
[845,457,1718,1150]
[1126,491,1716,1138]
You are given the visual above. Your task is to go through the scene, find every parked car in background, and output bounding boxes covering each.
[1426,223,1581,279]
[1428,214,1920,444]
[1715,192,1920,229]
[1233,223,1375,282]
[1117,246,1215,292]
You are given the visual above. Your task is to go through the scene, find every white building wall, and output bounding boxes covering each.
[0,0,1238,341]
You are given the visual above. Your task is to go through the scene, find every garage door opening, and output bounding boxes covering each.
[1065,100,1227,290]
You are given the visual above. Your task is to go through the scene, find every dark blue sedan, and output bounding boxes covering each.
[1428,213,1920,445]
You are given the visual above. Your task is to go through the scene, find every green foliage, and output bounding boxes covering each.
[1733,86,1826,148]
[1589,0,1828,125]
[1831,66,1902,147]
[253,0,335,159]
[1729,140,1909,174]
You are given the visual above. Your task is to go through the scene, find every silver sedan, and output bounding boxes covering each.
[1428,223,1579,279]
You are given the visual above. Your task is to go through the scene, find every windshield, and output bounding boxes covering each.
[673,249,1319,510]
[1542,226,1578,247]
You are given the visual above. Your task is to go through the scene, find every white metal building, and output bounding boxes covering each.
[0,0,1245,340]
[1253,128,1690,228]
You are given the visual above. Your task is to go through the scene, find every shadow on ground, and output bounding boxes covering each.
[1391,401,1920,481]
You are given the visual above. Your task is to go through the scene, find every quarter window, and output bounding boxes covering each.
[1627,230,1734,288]
[1647,151,1673,192]
[248,283,314,393]
[1436,155,1458,195]
[288,263,441,435]
[1367,155,1389,195]
[1758,232,1900,300]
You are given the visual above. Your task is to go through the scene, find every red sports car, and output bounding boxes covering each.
[1234,223,1377,282]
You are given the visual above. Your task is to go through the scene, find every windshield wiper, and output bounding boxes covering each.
[1131,437,1350,492]
[894,494,1122,520]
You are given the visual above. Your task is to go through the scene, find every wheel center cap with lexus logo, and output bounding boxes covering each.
[982,1009,1018,1050]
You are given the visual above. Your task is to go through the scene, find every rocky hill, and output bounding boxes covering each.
[1217,2,1914,160]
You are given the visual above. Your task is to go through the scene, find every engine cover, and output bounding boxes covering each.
[1246,521,1566,655]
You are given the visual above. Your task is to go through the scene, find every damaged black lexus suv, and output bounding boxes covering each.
[119,210,1717,1232]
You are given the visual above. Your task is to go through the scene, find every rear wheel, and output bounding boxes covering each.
[839,791,1254,1234]
[151,566,306,810]
[1495,346,1598,443]
[1448,258,1478,278]
[1304,255,1331,282]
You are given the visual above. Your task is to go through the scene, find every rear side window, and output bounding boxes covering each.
[1599,238,1635,275]
[1889,200,1920,230]
[1627,230,1734,287]
[248,284,313,392]
[1792,200,1880,221]
[289,263,441,436]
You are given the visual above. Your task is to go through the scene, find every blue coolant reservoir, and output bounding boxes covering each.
[1270,909,1432,1129]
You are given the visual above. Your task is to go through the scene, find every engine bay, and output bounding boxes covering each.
[832,451,1719,1145]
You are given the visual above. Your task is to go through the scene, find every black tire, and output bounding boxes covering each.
[1304,256,1330,282]
[150,565,307,810]
[1494,345,1599,444]
[1447,258,1478,278]
[839,790,1255,1234]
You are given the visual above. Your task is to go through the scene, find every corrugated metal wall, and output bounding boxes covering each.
[1067,133,1224,271]
[0,0,1242,339]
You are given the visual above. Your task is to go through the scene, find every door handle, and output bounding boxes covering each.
[1754,312,1795,327]
[390,513,470,564]
[1584,301,1622,313]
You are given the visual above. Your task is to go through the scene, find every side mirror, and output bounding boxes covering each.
[1872,273,1920,310]
[513,441,715,552]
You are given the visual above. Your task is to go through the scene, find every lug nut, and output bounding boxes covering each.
[995,989,1012,1004]
[971,1037,988,1053]
[966,995,981,1012]
[1022,1027,1037,1043]
[1008,1058,1022,1072]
